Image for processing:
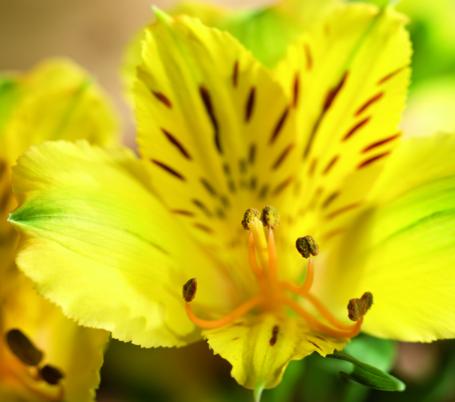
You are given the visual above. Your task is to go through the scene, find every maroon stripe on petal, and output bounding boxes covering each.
[342,117,370,141]
[355,92,384,116]
[322,155,339,175]
[362,133,400,153]
[161,128,192,160]
[151,159,185,181]
[377,65,408,86]
[245,87,256,122]
[152,91,172,108]
[357,151,391,169]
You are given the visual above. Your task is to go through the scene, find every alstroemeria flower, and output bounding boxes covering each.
[8,4,455,393]
[0,60,116,401]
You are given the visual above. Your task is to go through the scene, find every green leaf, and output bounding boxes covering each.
[330,351,406,392]
[219,7,300,67]
[345,334,396,371]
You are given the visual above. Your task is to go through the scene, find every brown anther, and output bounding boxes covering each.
[183,278,197,302]
[39,364,65,385]
[241,208,260,230]
[5,328,44,366]
[347,292,373,321]
[261,205,279,229]
[296,236,319,258]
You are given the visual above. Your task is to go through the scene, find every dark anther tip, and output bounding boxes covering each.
[361,291,373,309]
[347,291,373,321]
[183,278,197,302]
[295,236,319,258]
[261,205,279,229]
[5,328,44,366]
[39,364,65,385]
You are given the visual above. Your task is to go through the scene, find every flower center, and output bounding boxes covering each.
[182,207,372,339]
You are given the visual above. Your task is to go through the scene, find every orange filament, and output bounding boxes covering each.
[267,227,278,284]
[281,281,354,331]
[248,231,263,279]
[184,296,262,329]
[300,259,314,293]
[183,208,369,340]
[284,298,362,338]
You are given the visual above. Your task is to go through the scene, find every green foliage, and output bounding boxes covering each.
[219,8,300,67]
[329,351,405,392]
[0,76,19,133]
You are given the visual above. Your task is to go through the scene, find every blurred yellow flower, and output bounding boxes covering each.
[8,3,455,395]
[0,60,116,401]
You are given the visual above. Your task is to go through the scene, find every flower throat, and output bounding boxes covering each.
[183,206,372,340]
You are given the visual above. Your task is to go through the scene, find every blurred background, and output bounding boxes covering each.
[1,0,455,401]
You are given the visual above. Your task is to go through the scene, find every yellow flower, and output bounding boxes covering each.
[8,3,455,394]
[0,60,116,401]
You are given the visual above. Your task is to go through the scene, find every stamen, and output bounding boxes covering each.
[282,282,356,331]
[183,278,197,302]
[284,298,362,338]
[347,292,373,321]
[184,295,262,329]
[241,208,260,230]
[248,231,263,278]
[267,227,278,284]
[261,205,279,229]
[183,277,262,329]
[243,208,268,269]
[300,259,314,293]
[182,208,369,341]
[296,236,319,258]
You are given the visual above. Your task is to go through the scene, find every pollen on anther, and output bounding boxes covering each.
[261,205,279,229]
[183,278,197,302]
[242,208,260,230]
[347,292,373,321]
[296,236,319,258]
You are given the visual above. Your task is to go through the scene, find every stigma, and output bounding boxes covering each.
[183,206,372,340]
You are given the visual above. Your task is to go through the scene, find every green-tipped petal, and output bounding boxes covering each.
[9,141,231,347]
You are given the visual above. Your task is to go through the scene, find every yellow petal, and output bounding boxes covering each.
[0,59,118,165]
[275,4,411,248]
[134,13,299,253]
[205,313,346,389]
[9,141,231,347]
[319,133,455,342]
[1,270,108,402]
[122,3,227,103]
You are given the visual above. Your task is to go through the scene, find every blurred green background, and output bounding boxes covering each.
[0,0,454,401]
